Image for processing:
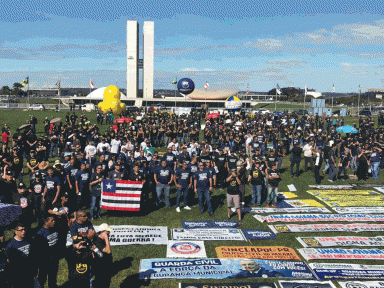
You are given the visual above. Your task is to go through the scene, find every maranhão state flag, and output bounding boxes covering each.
[101,179,143,211]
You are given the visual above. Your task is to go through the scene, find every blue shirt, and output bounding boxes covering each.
[45,175,61,198]
[65,164,79,183]
[75,170,90,191]
[35,227,59,259]
[175,167,191,188]
[162,152,176,167]
[155,166,174,184]
[194,169,212,190]
[69,221,94,238]
[5,238,33,270]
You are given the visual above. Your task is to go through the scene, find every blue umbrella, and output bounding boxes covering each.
[336,125,358,134]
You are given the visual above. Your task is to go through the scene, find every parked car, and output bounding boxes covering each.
[359,109,371,116]
[28,104,46,111]
[272,111,285,117]
[295,109,308,115]
[81,103,96,112]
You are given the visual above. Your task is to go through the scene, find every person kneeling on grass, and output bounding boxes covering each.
[226,169,242,223]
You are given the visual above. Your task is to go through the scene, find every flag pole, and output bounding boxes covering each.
[304,85,306,111]
[28,77,30,108]
[174,76,177,112]
[275,85,277,111]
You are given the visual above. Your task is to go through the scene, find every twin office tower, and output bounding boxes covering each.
[126,21,154,99]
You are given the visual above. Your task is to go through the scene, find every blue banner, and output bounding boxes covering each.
[139,258,315,279]
[181,283,277,288]
[242,229,276,240]
[181,221,211,229]
[182,221,239,229]
[211,221,239,228]
[310,263,384,280]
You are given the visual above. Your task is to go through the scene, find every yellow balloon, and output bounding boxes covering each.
[98,85,125,115]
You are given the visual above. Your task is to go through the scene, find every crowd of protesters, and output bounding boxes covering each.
[0,108,383,287]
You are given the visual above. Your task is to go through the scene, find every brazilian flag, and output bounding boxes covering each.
[21,77,29,87]
[172,77,177,84]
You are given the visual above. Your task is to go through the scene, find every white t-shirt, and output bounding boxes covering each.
[303,144,313,157]
[168,142,179,150]
[96,142,110,153]
[84,145,97,156]
[110,139,121,154]
[140,141,148,151]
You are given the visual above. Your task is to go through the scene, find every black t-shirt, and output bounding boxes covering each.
[291,147,302,159]
[227,155,238,169]
[67,247,93,287]
[268,169,281,187]
[250,168,264,185]
[227,175,240,195]
[129,171,144,182]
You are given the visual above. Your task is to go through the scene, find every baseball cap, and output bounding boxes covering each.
[6,170,12,176]
[98,223,113,232]
[18,183,26,189]
[30,150,35,153]
[64,152,71,157]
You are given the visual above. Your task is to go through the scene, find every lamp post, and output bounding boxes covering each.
[358,84,361,116]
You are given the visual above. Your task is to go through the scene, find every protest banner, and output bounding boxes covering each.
[279,280,336,288]
[166,241,207,258]
[256,214,384,223]
[284,200,324,207]
[242,229,276,240]
[269,223,384,234]
[139,258,315,279]
[66,225,168,246]
[297,236,384,247]
[308,185,353,190]
[172,228,246,241]
[211,221,240,228]
[314,190,379,196]
[375,187,384,193]
[318,195,384,201]
[180,283,277,288]
[298,248,384,260]
[216,246,301,261]
[242,207,331,214]
[310,263,384,280]
[353,184,384,188]
[278,192,298,199]
[339,281,384,288]
[333,207,384,214]
[182,221,211,229]
[181,221,239,229]
[319,200,384,207]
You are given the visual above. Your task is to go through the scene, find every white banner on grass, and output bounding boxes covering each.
[339,281,384,288]
[298,248,384,260]
[269,223,384,234]
[66,225,168,246]
[166,241,207,258]
[310,263,384,280]
[242,207,331,214]
[172,228,246,241]
[287,184,297,192]
[333,207,384,214]
[297,236,384,248]
[279,280,336,288]
[256,214,384,223]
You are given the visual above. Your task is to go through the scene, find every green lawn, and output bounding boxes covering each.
[2,110,383,287]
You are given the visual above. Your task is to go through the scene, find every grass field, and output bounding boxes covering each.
[2,110,383,287]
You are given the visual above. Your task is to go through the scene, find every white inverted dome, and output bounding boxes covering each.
[86,87,127,100]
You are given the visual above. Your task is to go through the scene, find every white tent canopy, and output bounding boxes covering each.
[86,87,128,100]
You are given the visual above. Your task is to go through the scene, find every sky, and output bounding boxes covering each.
[1,0,384,92]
